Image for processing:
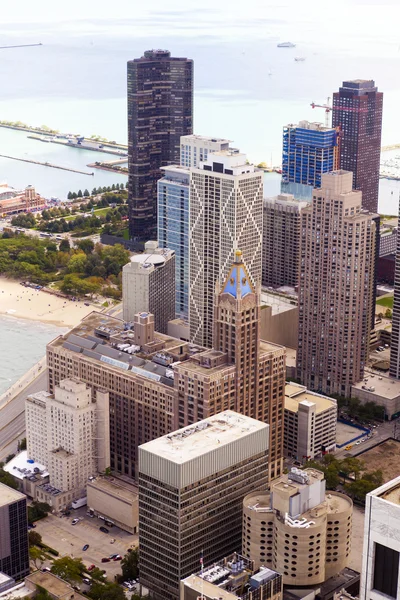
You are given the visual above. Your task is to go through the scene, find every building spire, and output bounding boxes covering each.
[221,250,255,299]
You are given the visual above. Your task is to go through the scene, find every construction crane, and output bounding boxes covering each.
[0,43,42,50]
[310,97,332,127]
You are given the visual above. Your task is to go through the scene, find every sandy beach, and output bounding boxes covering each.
[0,277,99,327]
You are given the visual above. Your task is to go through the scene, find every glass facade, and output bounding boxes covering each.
[282,124,338,196]
[158,168,190,321]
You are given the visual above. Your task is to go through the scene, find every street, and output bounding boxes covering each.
[0,368,47,461]
[335,417,396,459]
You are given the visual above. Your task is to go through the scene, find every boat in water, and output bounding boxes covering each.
[277,42,296,48]
[294,57,306,61]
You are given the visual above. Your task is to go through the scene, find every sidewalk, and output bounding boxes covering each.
[0,356,46,410]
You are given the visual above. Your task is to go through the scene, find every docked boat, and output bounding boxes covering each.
[294,57,306,61]
[277,42,296,48]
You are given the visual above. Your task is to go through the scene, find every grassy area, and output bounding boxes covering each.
[376,295,394,309]
[122,227,129,240]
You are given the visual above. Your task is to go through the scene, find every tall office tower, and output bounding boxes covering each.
[180,134,232,168]
[122,241,175,333]
[297,171,376,397]
[390,200,400,378]
[25,379,109,502]
[139,411,269,600]
[189,149,263,347]
[332,79,383,213]
[176,252,286,481]
[360,476,400,600]
[262,194,307,288]
[281,121,339,201]
[158,166,190,320]
[0,484,29,580]
[127,50,193,241]
[243,468,352,586]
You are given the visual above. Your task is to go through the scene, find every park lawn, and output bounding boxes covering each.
[376,295,394,309]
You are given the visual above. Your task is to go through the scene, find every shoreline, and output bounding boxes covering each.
[0,277,99,328]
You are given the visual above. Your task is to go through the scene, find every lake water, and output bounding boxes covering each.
[1,0,400,385]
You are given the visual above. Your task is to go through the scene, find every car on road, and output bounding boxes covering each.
[41,568,51,573]
[356,440,361,445]
[28,523,36,529]
[82,544,89,551]
[82,578,91,585]
[361,438,366,442]
[88,565,96,571]
[72,518,79,525]
[113,555,122,561]
[99,526,109,534]
[345,444,353,450]
[109,554,118,559]
[101,558,110,563]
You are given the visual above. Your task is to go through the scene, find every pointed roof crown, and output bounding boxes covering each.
[221,250,254,299]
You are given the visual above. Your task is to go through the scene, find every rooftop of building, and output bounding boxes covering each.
[352,371,400,399]
[263,193,308,209]
[127,241,174,269]
[318,568,361,598]
[285,382,337,414]
[26,571,87,600]
[370,474,400,505]
[49,311,192,388]
[140,410,268,464]
[0,582,31,599]
[3,450,49,481]
[260,289,298,316]
[87,475,138,502]
[0,481,26,505]
[0,573,13,587]
[221,250,254,299]
[182,554,281,600]
[286,120,336,132]
[180,134,232,143]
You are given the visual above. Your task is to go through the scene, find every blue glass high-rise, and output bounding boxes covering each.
[157,166,190,321]
[281,121,339,200]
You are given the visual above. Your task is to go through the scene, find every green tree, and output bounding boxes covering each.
[29,530,42,547]
[35,586,53,600]
[5,453,15,463]
[59,239,70,253]
[340,457,363,482]
[121,547,139,581]
[18,437,27,451]
[51,556,85,583]
[92,188,97,195]
[77,239,95,255]
[28,501,51,522]
[89,582,126,600]
[84,189,90,197]
[385,308,392,319]
[89,567,106,582]
[67,252,88,274]
[0,467,18,489]
[77,189,83,198]
[29,546,45,569]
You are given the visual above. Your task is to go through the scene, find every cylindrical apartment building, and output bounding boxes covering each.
[243,468,352,587]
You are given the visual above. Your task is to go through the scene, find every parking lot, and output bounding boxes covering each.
[34,506,137,581]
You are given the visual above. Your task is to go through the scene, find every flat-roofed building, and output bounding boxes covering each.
[243,468,353,587]
[180,134,232,168]
[86,476,138,534]
[25,571,87,600]
[284,382,337,461]
[360,475,400,600]
[352,369,400,420]
[0,483,29,581]
[181,554,282,600]
[139,411,270,600]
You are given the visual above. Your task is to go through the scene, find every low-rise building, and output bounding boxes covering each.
[0,185,45,216]
[181,554,282,600]
[242,468,352,587]
[260,289,298,349]
[86,476,138,534]
[284,383,337,461]
[3,451,49,498]
[360,475,400,600]
[25,571,87,600]
[351,370,400,420]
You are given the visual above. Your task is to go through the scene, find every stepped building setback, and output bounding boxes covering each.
[139,411,270,600]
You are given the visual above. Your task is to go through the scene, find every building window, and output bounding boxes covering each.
[373,543,399,599]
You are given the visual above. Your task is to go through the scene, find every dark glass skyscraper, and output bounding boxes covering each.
[127,50,193,241]
[0,484,29,581]
[332,79,383,213]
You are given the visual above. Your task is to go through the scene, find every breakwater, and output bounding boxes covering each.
[0,153,94,176]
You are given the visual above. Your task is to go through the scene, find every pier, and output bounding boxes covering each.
[0,154,94,176]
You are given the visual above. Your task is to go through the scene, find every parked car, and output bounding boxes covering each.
[41,568,51,573]
[101,557,110,563]
[109,554,118,559]
[88,565,96,571]
[82,578,91,585]
[113,555,122,561]
[99,526,109,534]
[72,518,79,525]
[82,544,89,551]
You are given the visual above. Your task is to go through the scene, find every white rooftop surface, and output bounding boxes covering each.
[0,482,26,505]
[181,134,232,142]
[352,372,400,399]
[0,574,13,586]
[0,583,31,599]
[140,410,268,464]
[261,291,297,315]
[4,450,48,481]
[130,253,167,266]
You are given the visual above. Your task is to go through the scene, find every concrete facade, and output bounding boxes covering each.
[284,383,337,461]
[352,370,400,420]
[189,150,263,348]
[86,476,138,534]
[262,194,307,288]
[360,476,400,600]
[139,411,270,600]
[180,135,232,168]
[297,171,376,397]
[243,468,352,587]
[122,240,175,334]
[0,484,29,581]
[260,290,298,349]
[25,378,110,509]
